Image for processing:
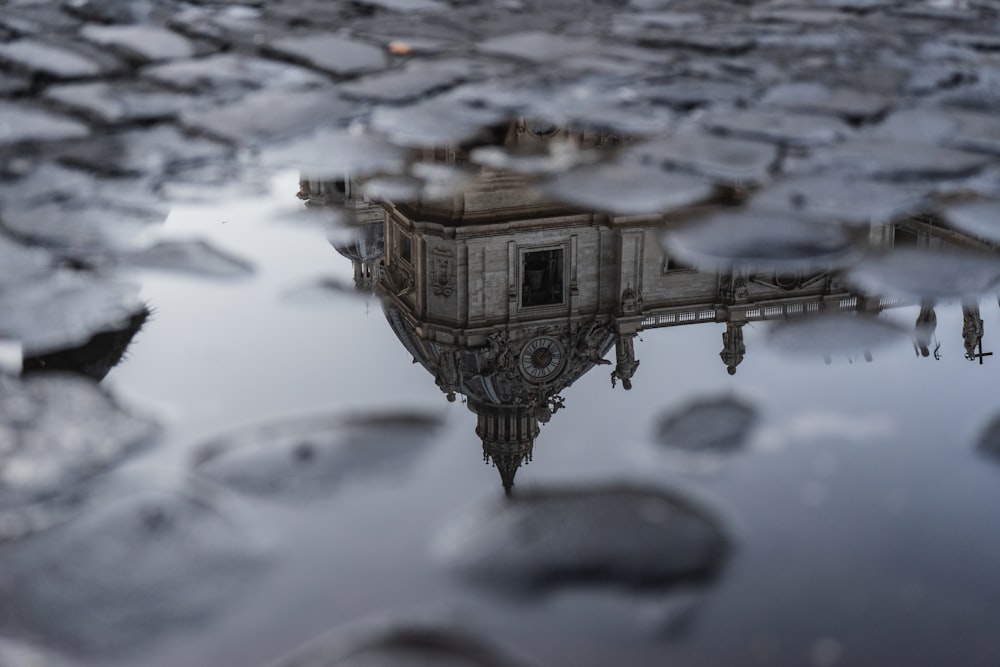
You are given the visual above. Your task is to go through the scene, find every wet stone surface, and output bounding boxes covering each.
[653,395,757,455]
[193,412,443,502]
[432,485,728,595]
[0,374,159,540]
[2,0,1000,665]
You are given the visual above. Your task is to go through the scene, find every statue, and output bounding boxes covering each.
[914,303,937,358]
[963,305,986,362]
[435,347,463,402]
[574,320,611,367]
[610,333,640,390]
[620,284,643,315]
[719,322,746,375]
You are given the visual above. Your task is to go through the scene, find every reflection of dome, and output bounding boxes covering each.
[331,221,384,264]
[385,305,613,493]
[331,222,384,291]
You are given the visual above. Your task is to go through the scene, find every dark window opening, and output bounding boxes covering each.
[522,249,564,307]
[399,233,412,263]
[893,226,919,247]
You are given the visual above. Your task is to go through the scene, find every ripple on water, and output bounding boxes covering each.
[192,411,443,502]
[432,485,728,595]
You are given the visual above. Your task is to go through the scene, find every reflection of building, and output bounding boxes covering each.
[303,123,996,491]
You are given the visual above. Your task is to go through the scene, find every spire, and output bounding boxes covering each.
[476,404,539,496]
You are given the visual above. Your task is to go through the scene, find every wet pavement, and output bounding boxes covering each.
[3,0,1000,665]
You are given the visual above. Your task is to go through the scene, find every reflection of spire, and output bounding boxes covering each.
[475,403,538,496]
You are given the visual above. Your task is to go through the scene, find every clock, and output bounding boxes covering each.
[520,336,564,381]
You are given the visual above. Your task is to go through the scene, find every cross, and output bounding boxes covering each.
[970,339,993,365]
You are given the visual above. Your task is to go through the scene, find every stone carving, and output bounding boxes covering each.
[430,247,455,298]
[434,347,463,402]
[610,333,639,390]
[914,303,938,359]
[963,305,987,362]
[719,322,745,375]
[620,284,643,315]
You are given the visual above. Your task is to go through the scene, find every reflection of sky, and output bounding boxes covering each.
[105,172,1000,667]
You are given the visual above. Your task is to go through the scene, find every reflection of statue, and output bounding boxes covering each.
[575,320,611,367]
[719,322,745,375]
[435,347,463,401]
[610,333,639,390]
[481,330,515,376]
[718,275,749,303]
[963,305,986,362]
[914,303,937,358]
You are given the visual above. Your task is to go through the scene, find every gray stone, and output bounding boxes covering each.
[80,24,195,62]
[341,59,481,103]
[809,139,988,180]
[0,234,53,287]
[701,109,853,147]
[0,39,108,79]
[266,34,387,77]
[0,374,158,539]
[760,82,892,121]
[0,72,31,95]
[354,0,450,11]
[259,128,408,179]
[846,246,1000,301]
[663,210,862,272]
[370,94,506,147]
[0,272,145,354]
[59,125,231,177]
[0,483,268,655]
[654,396,757,454]
[43,81,193,124]
[622,128,778,184]
[0,102,90,146]
[544,162,716,216]
[142,53,328,95]
[1,202,163,256]
[941,199,1000,244]
[432,485,728,594]
[181,88,352,144]
[646,79,757,109]
[478,31,600,63]
[750,174,928,226]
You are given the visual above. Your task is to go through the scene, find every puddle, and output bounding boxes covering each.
[4,3,1000,664]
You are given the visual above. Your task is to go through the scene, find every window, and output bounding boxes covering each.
[398,232,412,264]
[521,249,564,307]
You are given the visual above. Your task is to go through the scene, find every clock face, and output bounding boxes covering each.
[520,336,564,381]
